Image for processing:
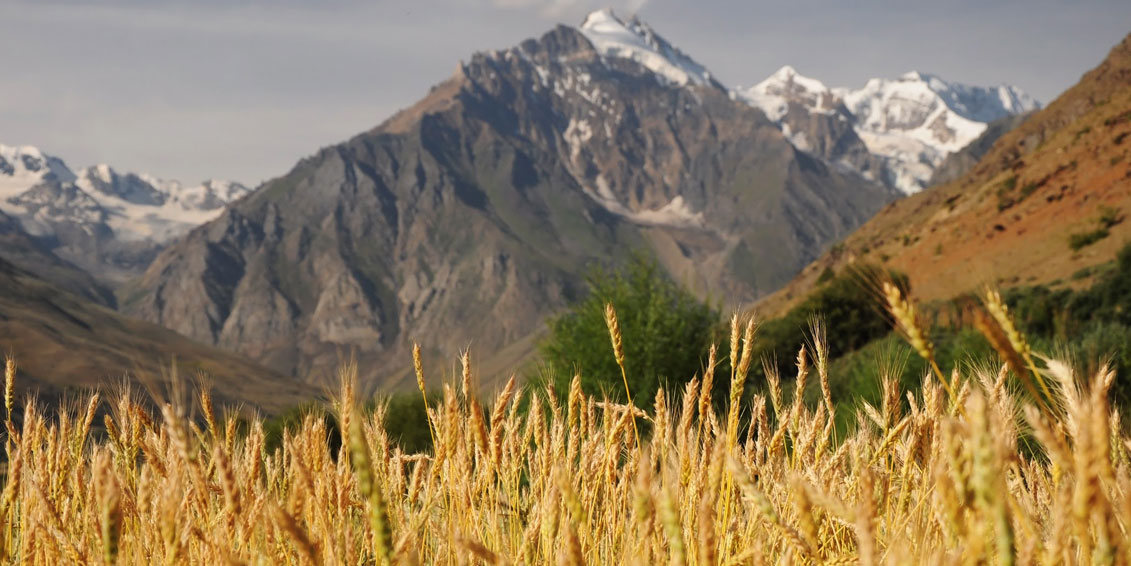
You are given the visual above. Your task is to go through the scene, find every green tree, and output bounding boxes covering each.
[540,257,718,408]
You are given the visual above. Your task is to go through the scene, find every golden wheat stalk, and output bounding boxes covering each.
[982,288,1056,405]
[4,356,14,427]
[0,299,1125,564]
[348,410,393,565]
[604,303,639,444]
[881,281,959,407]
[972,306,1054,419]
[412,342,438,450]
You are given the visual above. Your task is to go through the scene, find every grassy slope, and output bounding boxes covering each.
[758,33,1131,317]
[0,258,316,415]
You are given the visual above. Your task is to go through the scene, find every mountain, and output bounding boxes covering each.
[124,10,896,387]
[741,66,1039,193]
[0,255,314,414]
[757,32,1131,317]
[578,9,722,88]
[0,208,116,306]
[740,66,889,185]
[0,144,251,284]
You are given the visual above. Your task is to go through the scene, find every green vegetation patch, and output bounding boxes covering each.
[538,256,719,408]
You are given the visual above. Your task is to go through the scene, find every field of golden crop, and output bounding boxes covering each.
[0,286,1129,565]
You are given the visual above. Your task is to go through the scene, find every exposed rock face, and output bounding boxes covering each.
[126,22,895,386]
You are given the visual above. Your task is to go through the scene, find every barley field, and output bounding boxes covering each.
[0,286,1129,565]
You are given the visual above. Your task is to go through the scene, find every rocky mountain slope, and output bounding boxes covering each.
[758,32,1131,316]
[740,66,1039,193]
[0,208,115,306]
[0,144,250,285]
[0,255,314,414]
[124,11,896,387]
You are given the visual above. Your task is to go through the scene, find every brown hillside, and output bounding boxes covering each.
[758,33,1131,316]
[0,258,316,415]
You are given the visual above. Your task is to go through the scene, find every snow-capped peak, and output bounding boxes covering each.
[578,8,715,87]
[71,165,252,241]
[1,142,251,245]
[91,163,113,183]
[740,65,839,122]
[838,71,1039,134]
[735,65,1039,194]
[0,144,76,189]
[832,71,1039,193]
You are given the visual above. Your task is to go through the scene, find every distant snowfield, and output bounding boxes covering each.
[739,65,1038,193]
[0,143,249,244]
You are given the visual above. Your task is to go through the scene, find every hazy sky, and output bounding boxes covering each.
[3,0,1129,185]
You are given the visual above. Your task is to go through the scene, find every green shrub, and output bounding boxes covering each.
[815,266,836,284]
[1001,175,1018,191]
[539,256,719,407]
[823,327,994,432]
[260,393,438,454]
[1099,205,1123,229]
[1068,228,1110,250]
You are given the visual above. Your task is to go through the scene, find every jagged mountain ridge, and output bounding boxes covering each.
[124,16,896,387]
[740,65,1039,193]
[0,144,251,284]
[757,32,1131,318]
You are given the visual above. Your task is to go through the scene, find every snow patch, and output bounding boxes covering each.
[74,166,252,242]
[563,118,593,163]
[578,9,714,87]
[629,195,705,227]
[581,175,704,228]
